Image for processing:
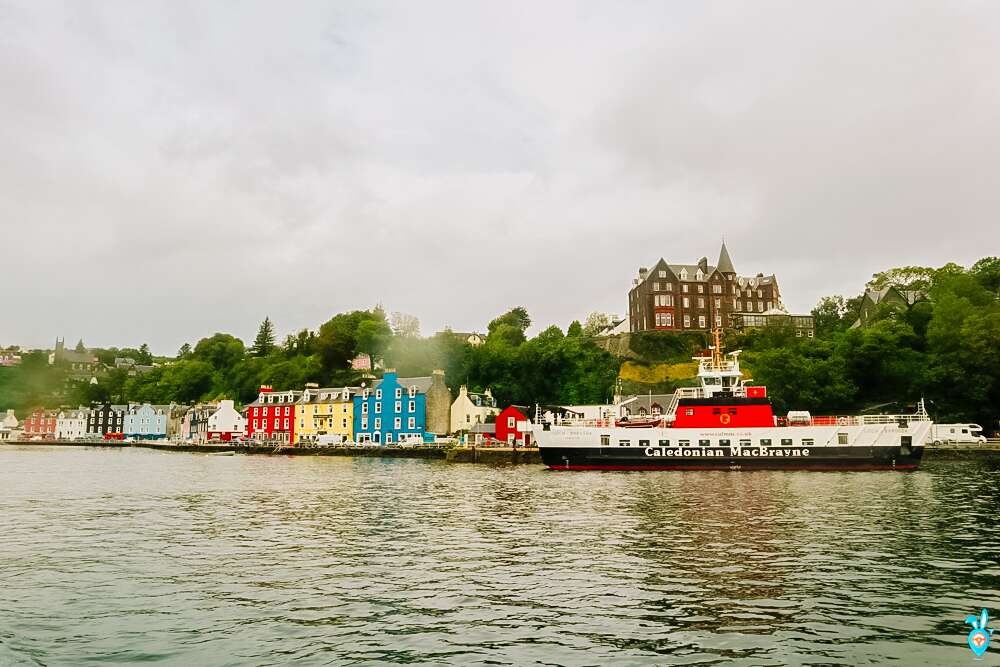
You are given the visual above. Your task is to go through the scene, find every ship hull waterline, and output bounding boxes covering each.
[539,445,925,472]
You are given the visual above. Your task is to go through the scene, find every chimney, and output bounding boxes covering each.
[459,385,468,397]
[698,257,709,272]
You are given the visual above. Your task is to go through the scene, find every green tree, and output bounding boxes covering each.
[74,339,86,353]
[177,343,192,359]
[193,333,245,371]
[137,343,153,365]
[252,317,276,356]
[567,321,584,337]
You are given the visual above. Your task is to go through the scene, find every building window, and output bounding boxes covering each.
[697,284,704,293]
[395,401,401,413]
[362,418,368,430]
[409,386,417,398]
[375,402,381,413]
[736,300,742,311]
[714,298,721,309]
[682,284,689,293]
[395,388,402,399]
[376,389,382,400]
[683,315,691,328]
[653,282,660,291]
[362,403,368,414]
[699,315,706,328]
[665,313,673,327]
[374,418,381,430]
[758,302,764,312]
[715,315,722,327]
[408,401,415,412]
[698,297,705,308]
[683,297,690,308]
[713,284,722,294]
[658,270,666,277]
[408,417,415,429]
[394,417,401,429]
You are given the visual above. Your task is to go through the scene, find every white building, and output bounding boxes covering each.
[2,409,18,430]
[206,400,246,442]
[450,386,500,434]
[56,409,89,440]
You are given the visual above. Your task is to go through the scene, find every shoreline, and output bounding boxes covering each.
[0,439,543,465]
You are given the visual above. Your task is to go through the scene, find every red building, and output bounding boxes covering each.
[245,385,301,444]
[495,405,533,447]
[23,409,57,439]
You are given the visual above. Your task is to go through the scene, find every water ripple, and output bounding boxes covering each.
[1,446,999,665]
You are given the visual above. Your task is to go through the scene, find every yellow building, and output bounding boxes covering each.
[294,385,356,444]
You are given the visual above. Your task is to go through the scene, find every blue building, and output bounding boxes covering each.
[123,403,168,440]
[352,371,432,445]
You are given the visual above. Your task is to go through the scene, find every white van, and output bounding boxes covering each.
[932,423,986,445]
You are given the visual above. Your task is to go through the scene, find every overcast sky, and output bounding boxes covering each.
[2,1,998,354]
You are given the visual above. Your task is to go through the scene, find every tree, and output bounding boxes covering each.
[192,333,245,370]
[356,318,392,368]
[390,312,421,338]
[177,343,192,359]
[74,339,86,353]
[252,317,276,356]
[812,296,847,335]
[567,320,584,337]
[488,307,532,346]
[583,312,613,336]
[137,343,153,365]
[867,266,936,291]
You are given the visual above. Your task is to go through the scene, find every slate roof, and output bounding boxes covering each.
[467,392,497,408]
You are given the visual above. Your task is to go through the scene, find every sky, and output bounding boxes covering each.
[2,1,998,354]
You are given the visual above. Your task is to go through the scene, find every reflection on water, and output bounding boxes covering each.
[1,446,999,665]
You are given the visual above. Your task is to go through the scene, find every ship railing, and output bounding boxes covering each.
[801,414,933,427]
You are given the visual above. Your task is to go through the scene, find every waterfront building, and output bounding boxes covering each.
[87,404,126,436]
[180,403,218,442]
[352,371,430,445]
[165,405,188,439]
[852,287,928,328]
[22,409,58,439]
[56,408,89,440]
[425,370,451,436]
[495,406,533,447]
[0,409,20,440]
[450,385,499,435]
[206,400,246,441]
[294,385,356,445]
[123,404,168,440]
[627,242,782,333]
[245,386,302,444]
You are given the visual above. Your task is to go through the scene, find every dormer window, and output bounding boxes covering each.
[696,270,703,281]
[679,269,688,280]
[395,388,402,399]
[363,389,370,399]
[409,386,417,398]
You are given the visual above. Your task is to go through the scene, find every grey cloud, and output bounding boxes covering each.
[1,1,997,353]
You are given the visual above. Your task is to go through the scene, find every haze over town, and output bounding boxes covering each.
[2,1,998,353]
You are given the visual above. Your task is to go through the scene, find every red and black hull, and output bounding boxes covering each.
[540,445,925,472]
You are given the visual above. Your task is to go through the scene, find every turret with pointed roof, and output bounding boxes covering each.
[717,241,736,275]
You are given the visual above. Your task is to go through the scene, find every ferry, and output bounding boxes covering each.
[535,330,931,471]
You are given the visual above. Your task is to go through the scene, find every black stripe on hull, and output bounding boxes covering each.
[540,446,925,471]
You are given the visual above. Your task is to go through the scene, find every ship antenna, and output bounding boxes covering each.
[712,327,724,367]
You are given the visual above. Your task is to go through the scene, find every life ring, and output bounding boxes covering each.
[837,417,848,426]
[720,414,731,425]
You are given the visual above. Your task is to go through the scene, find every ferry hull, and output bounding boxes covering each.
[539,445,925,472]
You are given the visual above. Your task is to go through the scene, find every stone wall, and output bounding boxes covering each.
[426,369,452,435]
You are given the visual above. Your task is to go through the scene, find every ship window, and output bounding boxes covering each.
[618,440,631,447]
[712,408,721,414]
[802,438,815,446]
[679,440,690,447]
[600,435,610,446]
[838,433,849,445]
[685,409,694,416]
[658,439,670,446]
[719,439,730,447]
[781,438,793,446]
[728,408,737,414]
[760,439,772,447]
[639,440,649,447]
[740,439,752,447]
[699,439,710,447]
